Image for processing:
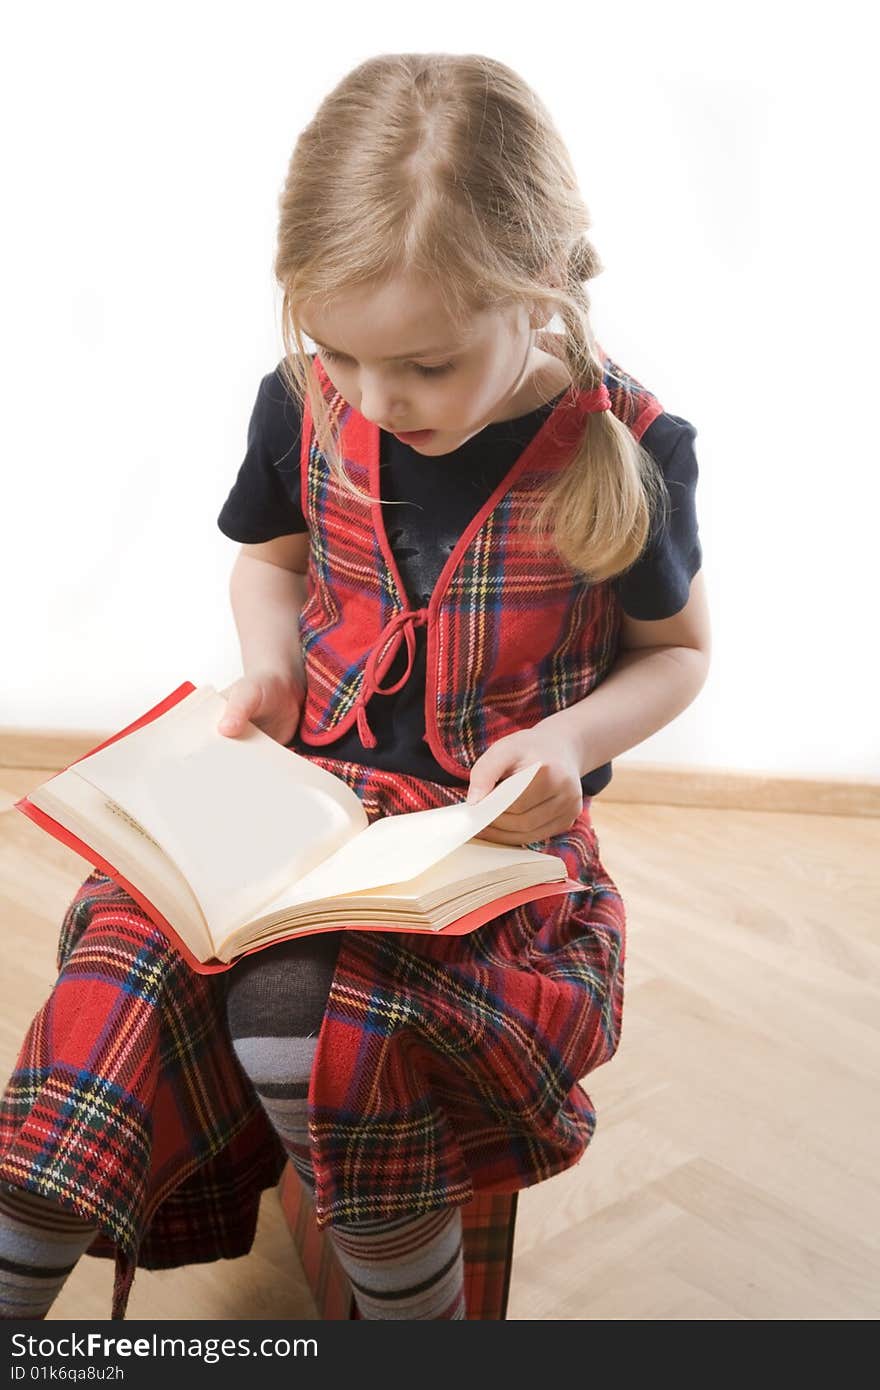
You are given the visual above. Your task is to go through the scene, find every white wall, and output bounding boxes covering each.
[2,0,876,779]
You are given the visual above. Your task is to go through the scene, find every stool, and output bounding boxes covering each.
[278,1162,518,1320]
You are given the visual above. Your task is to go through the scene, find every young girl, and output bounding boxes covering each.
[0,52,709,1322]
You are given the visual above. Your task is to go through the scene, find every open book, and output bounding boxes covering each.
[15,682,580,974]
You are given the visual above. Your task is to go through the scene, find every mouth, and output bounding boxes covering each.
[392,428,436,445]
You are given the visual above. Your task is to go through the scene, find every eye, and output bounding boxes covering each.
[413,362,454,377]
[319,348,453,378]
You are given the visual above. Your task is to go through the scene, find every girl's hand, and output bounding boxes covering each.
[217,670,306,746]
[464,725,584,845]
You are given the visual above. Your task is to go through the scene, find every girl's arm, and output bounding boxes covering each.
[552,566,712,775]
[228,539,309,685]
[546,642,709,778]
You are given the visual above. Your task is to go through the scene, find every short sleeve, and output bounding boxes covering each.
[612,413,703,620]
[216,364,307,542]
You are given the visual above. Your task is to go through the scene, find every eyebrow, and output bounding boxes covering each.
[302,328,459,361]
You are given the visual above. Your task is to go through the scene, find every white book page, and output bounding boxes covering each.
[258,761,544,915]
[28,769,215,961]
[349,839,566,903]
[73,686,369,940]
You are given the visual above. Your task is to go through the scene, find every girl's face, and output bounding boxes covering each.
[299,272,567,455]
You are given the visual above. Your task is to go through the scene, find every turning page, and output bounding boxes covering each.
[258,761,545,915]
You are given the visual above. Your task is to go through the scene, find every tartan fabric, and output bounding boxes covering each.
[294,760,625,1229]
[278,1163,354,1320]
[0,871,288,1319]
[458,1193,518,1320]
[295,351,663,776]
[278,1162,518,1320]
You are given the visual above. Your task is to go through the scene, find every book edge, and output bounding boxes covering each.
[67,681,199,767]
[27,769,214,959]
[13,795,227,975]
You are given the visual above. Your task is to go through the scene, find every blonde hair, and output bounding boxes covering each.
[274,52,669,585]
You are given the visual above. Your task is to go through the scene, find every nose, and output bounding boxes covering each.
[357,373,407,429]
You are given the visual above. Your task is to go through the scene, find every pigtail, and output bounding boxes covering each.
[527,242,670,585]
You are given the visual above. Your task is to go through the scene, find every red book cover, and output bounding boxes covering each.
[14,682,582,975]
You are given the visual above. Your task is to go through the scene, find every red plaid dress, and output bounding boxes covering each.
[0,352,660,1319]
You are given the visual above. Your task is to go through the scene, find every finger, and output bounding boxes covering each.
[470,761,554,807]
[500,789,558,820]
[500,770,558,815]
[218,693,260,735]
[489,790,570,831]
[218,711,246,736]
[475,810,570,846]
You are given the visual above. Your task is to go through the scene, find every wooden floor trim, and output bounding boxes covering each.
[1,728,877,819]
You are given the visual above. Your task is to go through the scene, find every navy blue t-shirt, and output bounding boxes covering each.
[217,362,703,797]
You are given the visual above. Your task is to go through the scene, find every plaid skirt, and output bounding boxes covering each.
[0,757,626,1320]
